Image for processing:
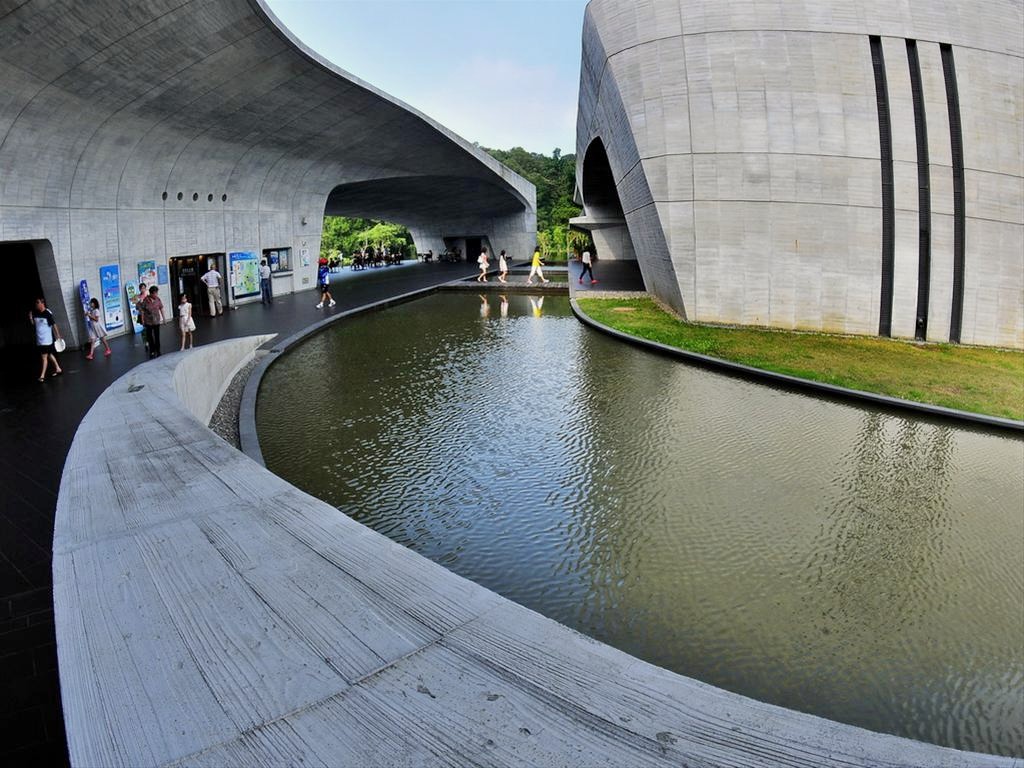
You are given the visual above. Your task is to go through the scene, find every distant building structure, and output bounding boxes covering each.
[573,0,1023,348]
[0,0,535,349]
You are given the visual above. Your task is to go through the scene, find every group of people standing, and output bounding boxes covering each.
[134,261,223,359]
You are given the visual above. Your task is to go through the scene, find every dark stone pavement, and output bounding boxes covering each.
[0,259,479,765]
[567,257,646,294]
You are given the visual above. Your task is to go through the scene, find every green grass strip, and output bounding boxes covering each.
[577,297,1024,421]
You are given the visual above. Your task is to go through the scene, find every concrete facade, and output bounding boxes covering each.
[0,0,536,348]
[574,0,1023,348]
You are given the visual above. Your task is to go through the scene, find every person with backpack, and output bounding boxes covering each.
[315,259,336,308]
[29,297,63,381]
[476,246,489,282]
[526,246,549,285]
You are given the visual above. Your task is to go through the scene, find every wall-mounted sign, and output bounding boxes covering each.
[157,264,168,286]
[99,264,123,331]
[125,281,143,334]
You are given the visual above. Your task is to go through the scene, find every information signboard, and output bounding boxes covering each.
[99,264,123,331]
[229,251,259,299]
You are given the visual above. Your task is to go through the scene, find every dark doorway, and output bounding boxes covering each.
[465,238,482,264]
[0,242,48,382]
[170,253,223,317]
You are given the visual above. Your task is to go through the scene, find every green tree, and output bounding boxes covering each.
[483,146,591,261]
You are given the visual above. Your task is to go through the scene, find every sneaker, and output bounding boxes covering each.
[85,354,93,360]
[591,279,599,284]
[315,302,324,309]
[329,300,336,307]
[578,278,583,284]
[104,348,112,356]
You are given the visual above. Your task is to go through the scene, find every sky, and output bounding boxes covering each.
[264,0,589,155]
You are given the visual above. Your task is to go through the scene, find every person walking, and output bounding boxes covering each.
[476,246,489,282]
[201,261,224,316]
[140,285,165,358]
[135,282,149,354]
[526,246,549,285]
[579,248,597,285]
[85,297,112,359]
[315,259,336,308]
[498,249,509,283]
[30,298,63,381]
[259,259,273,304]
[178,293,195,351]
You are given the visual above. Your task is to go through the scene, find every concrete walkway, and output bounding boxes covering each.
[0,261,479,763]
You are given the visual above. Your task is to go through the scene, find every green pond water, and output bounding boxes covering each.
[257,291,1024,757]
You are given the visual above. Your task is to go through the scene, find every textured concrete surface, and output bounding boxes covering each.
[53,335,1021,767]
[573,0,1023,348]
[0,261,480,765]
[0,0,536,349]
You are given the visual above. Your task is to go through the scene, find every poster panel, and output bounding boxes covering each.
[78,280,92,337]
[229,251,260,299]
[125,282,143,334]
[99,264,123,331]
[137,260,157,289]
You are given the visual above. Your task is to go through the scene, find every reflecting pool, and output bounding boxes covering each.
[257,292,1024,757]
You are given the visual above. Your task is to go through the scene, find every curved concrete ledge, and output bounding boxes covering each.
[53,336,1021,766]
[572,299,1024,433]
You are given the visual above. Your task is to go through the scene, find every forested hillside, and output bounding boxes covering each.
[483,147,586,259]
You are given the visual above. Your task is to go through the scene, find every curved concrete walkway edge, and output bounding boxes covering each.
[217,304,1019,765]
[571,299,1024,433]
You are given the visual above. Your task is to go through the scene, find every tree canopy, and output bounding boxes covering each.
[483,146,587,258]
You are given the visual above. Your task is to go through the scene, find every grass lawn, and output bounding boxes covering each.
[577,297,1024,421]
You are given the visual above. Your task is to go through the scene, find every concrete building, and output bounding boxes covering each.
[0,0,536,350]
[573,0,1023,348]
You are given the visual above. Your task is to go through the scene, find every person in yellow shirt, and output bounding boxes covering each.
[526,247,549,285]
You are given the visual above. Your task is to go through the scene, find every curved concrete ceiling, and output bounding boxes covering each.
[0,0,536,342]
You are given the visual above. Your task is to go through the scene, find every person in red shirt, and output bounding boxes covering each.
[140,285,165,358]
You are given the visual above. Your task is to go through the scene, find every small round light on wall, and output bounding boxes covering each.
[301,216,307,226]
[192,192,198,202]
[161,191,167,201]
[207,193,213,202]
[221,194,227,202]
[176,192,183,201]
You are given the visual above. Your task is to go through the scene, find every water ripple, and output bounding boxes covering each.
[258,292,1024,758]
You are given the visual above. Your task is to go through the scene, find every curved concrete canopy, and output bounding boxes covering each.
[0,0,536,344]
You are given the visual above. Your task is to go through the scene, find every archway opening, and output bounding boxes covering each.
[0,240,70,384]
[581,138,625,220]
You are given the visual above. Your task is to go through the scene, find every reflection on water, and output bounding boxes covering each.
[257,292,1024,757]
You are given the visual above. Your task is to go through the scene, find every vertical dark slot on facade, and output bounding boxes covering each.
[906,39,931,340]
[870,36,895,337]
[941,43,966,343]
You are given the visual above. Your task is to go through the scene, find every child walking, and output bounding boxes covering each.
[498,249,509,283]
[178,293,195,350]
[476,246,489,282]
[85,298,112,359]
